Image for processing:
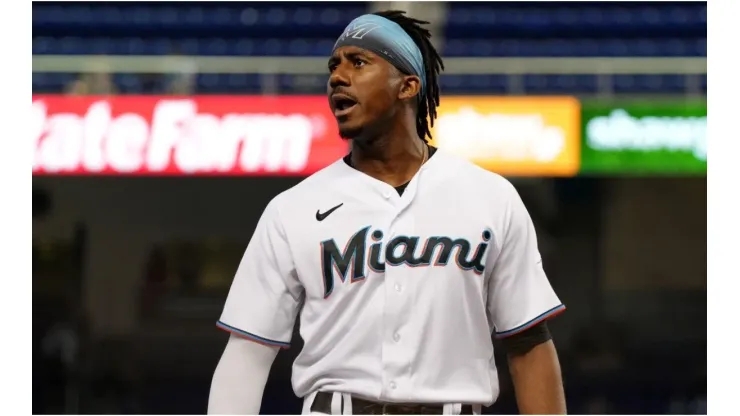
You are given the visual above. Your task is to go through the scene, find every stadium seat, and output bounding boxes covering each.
[31,2,706,94]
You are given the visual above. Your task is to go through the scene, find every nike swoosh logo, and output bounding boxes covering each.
[316,203,344,221]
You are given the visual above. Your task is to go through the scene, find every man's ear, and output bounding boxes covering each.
[398,75,421,101]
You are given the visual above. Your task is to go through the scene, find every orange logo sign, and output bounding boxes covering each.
[429,97,581,176]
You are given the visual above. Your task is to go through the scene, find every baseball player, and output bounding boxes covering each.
[208,10,566,415]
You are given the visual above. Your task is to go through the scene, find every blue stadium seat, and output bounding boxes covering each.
[32,36,340,56]
[612,74,687,94]
[30,71,703,95]
[31,2,705,94]
[33,3,367,36]
[442,38,706,57]
[439,75,509,94]
[113,73,143,94]
[33,2,706,58]
[524,75,599,94]
[32,72,76,93]
[445,3,706,37]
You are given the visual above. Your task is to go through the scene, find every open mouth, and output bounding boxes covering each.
[332,95,358,117]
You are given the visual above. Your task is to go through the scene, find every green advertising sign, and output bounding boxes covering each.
[581,101,707,175]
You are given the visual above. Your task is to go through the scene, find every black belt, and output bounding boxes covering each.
[311,391,474,415]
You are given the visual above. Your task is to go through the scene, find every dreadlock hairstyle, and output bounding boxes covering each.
[373,10,444,142]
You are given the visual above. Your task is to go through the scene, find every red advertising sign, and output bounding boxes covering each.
[32,96,348,176]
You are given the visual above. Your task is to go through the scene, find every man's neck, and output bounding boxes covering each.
[350,129,427,188]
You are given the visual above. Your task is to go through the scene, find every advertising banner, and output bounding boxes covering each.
[430,96,581,177]
[32,95,348,176]
[581,101,707,174]
[33,95,584,177]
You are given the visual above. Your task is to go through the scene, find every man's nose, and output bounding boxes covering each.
[329,66,350,90]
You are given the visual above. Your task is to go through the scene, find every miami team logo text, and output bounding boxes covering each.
[320,226,493,298]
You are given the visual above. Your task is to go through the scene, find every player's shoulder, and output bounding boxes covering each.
[434,148,519,198]
[265,157,348,215]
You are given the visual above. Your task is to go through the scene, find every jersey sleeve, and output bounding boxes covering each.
[487,183,565,339]
[217,198,303,349]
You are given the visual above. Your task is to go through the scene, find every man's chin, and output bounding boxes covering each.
[338,124,363,140]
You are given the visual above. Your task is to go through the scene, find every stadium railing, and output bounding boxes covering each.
[32,55,706,75]
[33,55,707,97]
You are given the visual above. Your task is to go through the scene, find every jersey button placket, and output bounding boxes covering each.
[377,191,399,400]
[380,212,413,401]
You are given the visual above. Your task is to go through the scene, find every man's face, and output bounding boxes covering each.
[327,46,401,141]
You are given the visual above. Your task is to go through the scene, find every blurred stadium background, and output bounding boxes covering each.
[32,1,706,414]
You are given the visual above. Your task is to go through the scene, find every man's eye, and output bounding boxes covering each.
[354,60,366,68]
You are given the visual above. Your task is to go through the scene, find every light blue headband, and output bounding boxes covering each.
[332,14,427,97]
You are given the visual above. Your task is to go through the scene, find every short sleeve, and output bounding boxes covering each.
[487,183,565,339]
[217,198,303,348]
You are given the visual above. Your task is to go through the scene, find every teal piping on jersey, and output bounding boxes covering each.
[216,320,291,349]
[494,304,566,339]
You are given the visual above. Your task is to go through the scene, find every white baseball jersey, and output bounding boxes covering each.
[218,148,564,406]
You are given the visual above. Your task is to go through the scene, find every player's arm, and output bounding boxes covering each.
[208,197,303,414]
[502,323,565,414]
[208,335,279,414]
[487,181,566,414]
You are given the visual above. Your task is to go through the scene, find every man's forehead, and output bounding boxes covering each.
[330,46,377,60]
